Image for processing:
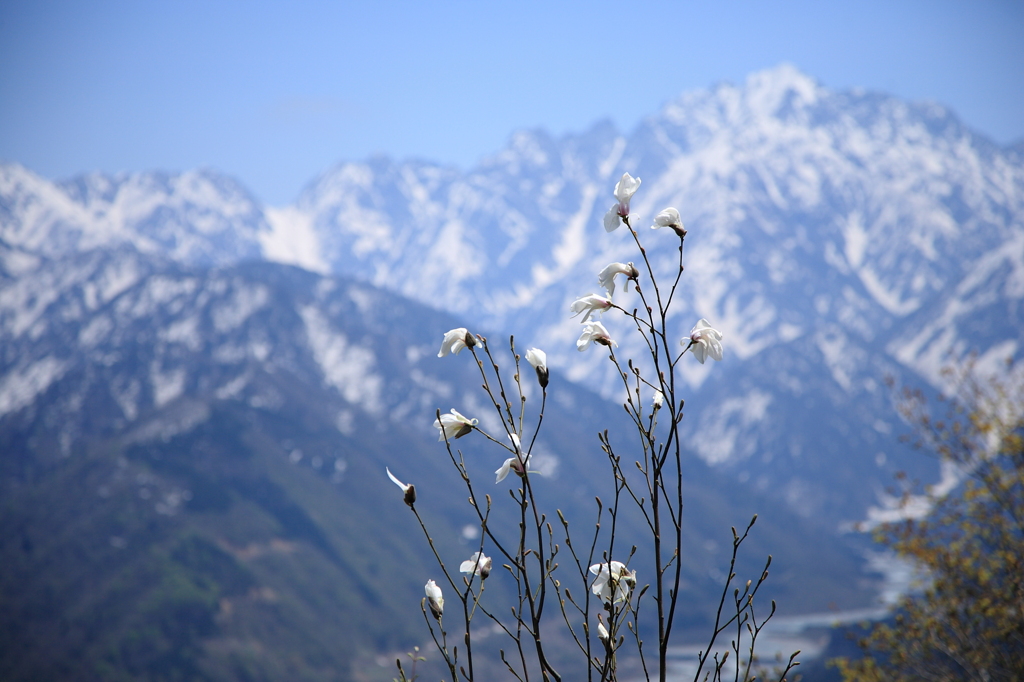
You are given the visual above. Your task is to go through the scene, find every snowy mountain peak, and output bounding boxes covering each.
[0,164,269,269]
[252,67,1022,401]
[671,64,823,125]
[744,62,822,108]
[2,68,1022,526]
[654,64,822,140]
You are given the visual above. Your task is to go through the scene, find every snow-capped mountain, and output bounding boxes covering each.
[0,165,268,278]
[0,247,873,680]
[290,65,1022,385]
[2,65,1021,530]
[276,65,1024,525]
[5,63,1022,680]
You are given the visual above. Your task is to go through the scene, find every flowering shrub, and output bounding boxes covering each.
[388,173,798,682]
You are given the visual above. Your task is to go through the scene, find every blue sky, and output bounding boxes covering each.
[1,0,1022,204]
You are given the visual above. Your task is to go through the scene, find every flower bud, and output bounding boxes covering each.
[425,579,444,620]
[386,467,417,507]
[525,348,549,388]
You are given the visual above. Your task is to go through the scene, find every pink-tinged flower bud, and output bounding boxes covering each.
[602,172,641,232]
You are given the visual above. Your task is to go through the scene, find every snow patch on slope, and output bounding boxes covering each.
[212,283,269,333]
[692,389,773,465]
[151,363,186,408]
[0,357,68,417]
[300,306,383,413]
[261,206,329,274]
[890,232,1024,387]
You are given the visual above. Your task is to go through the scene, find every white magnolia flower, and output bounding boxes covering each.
[438,328,475,357]
[597,620,610,644]
[425,579,444,619]
[525,348,547,371]
[495,453,530,483]
[684,318,724,364]
[598,262,639,298]
[577,320,617,352]
[653,390,664,410]
[589,560,636,605]
[525,347,549,388]
[603,172,641,232]
[570,294,613,323]
[460,551,493,579]
[434,409,479,441]
[651,207,686,236]
[386,467,416,506]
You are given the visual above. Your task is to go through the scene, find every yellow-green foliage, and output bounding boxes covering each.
[835,360,1024,682]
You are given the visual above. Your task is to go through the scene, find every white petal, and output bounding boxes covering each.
[652,207,682,230]
[438,328,469,357]
[692,343,707,364]
[424,579,444,616]
[603,207,621,232]
[495,458,514,483]
[460,551,491,576]
[525,348,547,370]
[386,467,409,492]
[613,173,641,203]
[598,262,630,298]
[570,294,611,322]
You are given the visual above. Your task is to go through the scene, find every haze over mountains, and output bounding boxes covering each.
[1,65,1022,680]
[5,65,1021,523]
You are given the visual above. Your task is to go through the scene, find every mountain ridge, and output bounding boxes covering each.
[4,64,1022,680]
[0,246,875,680]
[3,64,1022,529]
